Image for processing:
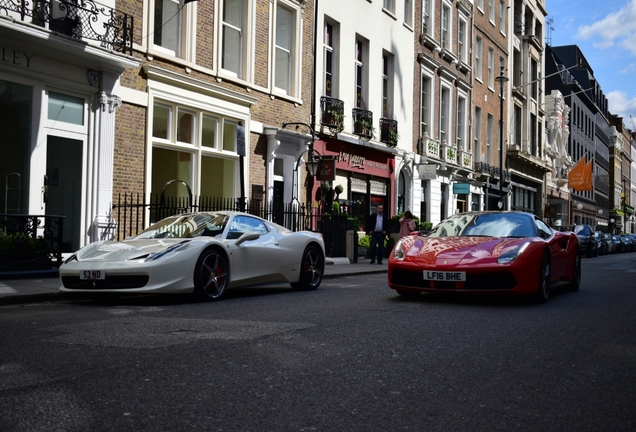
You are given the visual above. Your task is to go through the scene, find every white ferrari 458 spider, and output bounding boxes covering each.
[59,211,326,300]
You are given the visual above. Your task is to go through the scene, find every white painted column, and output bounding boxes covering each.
[92,91,121,241]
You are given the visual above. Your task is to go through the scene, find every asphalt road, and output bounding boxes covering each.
[1,253,635,431]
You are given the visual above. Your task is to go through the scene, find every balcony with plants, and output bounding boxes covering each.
[379,118,399,147]
[320,96,345,135]
[1,0,134,54]
[443,142,457,165]
[352,108,374,141]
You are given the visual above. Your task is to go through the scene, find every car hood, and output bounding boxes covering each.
[74,239,190,262]
[399,236,530,265]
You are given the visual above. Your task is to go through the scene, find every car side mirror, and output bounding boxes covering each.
[235,232,261,246]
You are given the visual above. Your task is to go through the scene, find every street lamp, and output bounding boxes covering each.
[282,121,322,200]
[495,66,509,211]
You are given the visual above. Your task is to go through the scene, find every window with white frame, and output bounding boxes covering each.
[440,86,451,144]
[151,100,240,200]
[382,53,394,118]
[404,0,413,27]
[422,0,433,36]
[474,106,482,161]
[475,36,483,81]
[152,0,193,59]
[384,0,395,14]
[530,57,538,99]
[456,94,467,150]
[355,37,368,108]
[420,73,431,138]
[489,0,495,23]
[274,2,297,95]
[324,20,337,97]
[499,0,506,33]
[487,113,494,164]
[488,47,495,88]
[221,0,248,79]
[458,18,467,64]
[477,0,484,11]
[513,105,521,146]
[441,3,451,50]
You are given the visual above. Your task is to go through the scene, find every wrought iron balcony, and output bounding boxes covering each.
[1,0,134,54]
[379,118,398,147]
[320,96,344,135]
[474,162,491,177]
[352,108,373,141]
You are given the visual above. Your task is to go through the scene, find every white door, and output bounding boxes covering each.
[29,90,88,252]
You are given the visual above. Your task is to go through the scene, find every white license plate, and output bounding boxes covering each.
[80,270,105,280]
[423,271,466,282]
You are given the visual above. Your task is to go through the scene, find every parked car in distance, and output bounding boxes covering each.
[573,225,598,257]
[613,235,626,253]
[621,235,634,252]
[604,233,616,254]
[593,231,608,255]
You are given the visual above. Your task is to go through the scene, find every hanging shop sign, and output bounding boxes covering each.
[453,183,470,194]
[418,164,437,180]
[316,158,336,181]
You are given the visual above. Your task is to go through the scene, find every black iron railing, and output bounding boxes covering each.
[352,108,373,140]
[112,194,351,257]
[0,214,65,267]
[320,96,345,134]
[379,118,398,147]
[0,0,134,54]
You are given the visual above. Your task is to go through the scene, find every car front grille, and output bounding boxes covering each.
[61,275,149,290]
[391,268,517,290]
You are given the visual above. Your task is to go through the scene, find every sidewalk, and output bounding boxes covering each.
[0,257,386,305]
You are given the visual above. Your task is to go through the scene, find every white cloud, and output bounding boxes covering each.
[606,90,636,121]
[619,63,636,74]
[576,0,636,55]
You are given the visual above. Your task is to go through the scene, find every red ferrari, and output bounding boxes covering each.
[388,211,581,303]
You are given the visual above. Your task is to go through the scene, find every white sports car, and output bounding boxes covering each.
[59,211,326,300]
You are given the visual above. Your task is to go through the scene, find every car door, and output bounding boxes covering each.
[226,215,282,283]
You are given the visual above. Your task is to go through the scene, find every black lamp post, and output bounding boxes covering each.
[495,66,509,210]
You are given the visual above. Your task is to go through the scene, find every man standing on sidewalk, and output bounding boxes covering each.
[366,205,390,265]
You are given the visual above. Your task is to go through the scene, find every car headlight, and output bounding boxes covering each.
[145,242,188,262]
[498,241,530,264]
[392,239,405,261]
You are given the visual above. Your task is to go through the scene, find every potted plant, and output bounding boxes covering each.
[323,108,345,133]
[358,233,370,257]
[355,116,374,139]
[387,127,400,146]
[0,231,52,272]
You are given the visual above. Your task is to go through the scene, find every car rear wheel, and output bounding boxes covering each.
[291,245,324,291]
[194,249,229,301]
[533,251,551,303]
[568,250,582,292]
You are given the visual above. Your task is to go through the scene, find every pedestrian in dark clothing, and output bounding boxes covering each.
[366,205,390,264]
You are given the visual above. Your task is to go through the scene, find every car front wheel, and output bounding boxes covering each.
[533,251,551,303]
[194,249,229,301]
[291,245,324,291]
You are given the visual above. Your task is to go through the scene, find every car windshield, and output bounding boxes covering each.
[574,225,592,235]
[428,213,535,238]
[135,213,229,239]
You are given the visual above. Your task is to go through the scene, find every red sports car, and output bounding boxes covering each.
[388,212,581,303]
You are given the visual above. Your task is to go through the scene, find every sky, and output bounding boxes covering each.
[547,0,636,129]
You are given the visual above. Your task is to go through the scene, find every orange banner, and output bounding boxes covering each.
[567,155,593,191]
